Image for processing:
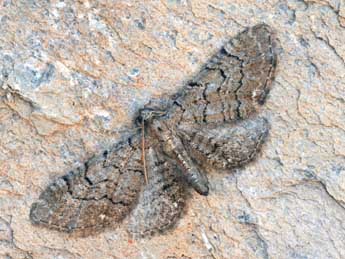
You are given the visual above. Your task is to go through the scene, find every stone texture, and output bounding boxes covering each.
[0,0,344,258]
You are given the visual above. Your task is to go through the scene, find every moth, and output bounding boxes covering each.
[30,24,278,237]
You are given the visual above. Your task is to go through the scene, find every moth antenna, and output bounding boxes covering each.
[141,120,149,184]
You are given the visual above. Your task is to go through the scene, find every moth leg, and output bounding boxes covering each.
[128,147,186,237]
[148,119,209,195]
[178,116,270,170]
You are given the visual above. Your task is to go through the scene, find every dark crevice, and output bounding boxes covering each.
[172,99,186,125]
[80,160,95,186]
[219,67,227,80]
[127,137,133,147]
[62,173,73,196]
[234,60,245,119]
[162,182,175,191]
[111,199,129,206]
[217,69,228,122]
[173,100,183,109]
[133,169,144,176]
[202,84,210,123]
[318,180,345,210]
[154,160,166,167]
[220,47,229,56]
[72,194,109,203]
[84,175,93,186]
[312,30,345,67]
[188,81,201,88]
[102,150,112,168]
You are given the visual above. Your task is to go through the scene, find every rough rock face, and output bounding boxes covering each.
[0,0,344,258]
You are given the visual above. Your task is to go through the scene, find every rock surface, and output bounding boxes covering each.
[0,0,345,258]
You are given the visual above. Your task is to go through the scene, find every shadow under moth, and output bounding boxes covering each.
[30,24,278,237]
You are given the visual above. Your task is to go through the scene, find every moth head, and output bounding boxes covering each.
[136,108,166,125]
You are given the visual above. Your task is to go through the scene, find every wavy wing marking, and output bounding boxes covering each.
[179,117,270,170]
[170,23,277,125]
[30,136,144,234]
[128,147,186,237]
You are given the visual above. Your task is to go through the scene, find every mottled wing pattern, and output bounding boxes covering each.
[29,24,278,237]
[30,135,144,234]
[128,147,186,237]
[178,117,270,170]
[169,23,277,125]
